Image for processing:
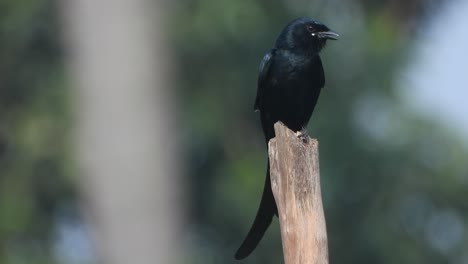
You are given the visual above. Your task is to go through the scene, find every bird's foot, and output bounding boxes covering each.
[295,128,309,143]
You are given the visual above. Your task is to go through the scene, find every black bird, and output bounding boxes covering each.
[235,17,338,260]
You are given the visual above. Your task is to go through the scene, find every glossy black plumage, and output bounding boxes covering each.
[235,17,338,260]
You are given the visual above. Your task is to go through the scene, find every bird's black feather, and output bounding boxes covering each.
[254,49,276,111]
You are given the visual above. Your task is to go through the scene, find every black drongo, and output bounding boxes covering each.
[235,17,338,260]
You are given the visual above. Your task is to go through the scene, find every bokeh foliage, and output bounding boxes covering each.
[1,0,467,263]
[0,0,74,263]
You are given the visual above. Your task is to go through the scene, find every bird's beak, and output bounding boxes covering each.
[317,30,339,40]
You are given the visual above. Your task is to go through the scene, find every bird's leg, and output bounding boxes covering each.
[295,127,309,143]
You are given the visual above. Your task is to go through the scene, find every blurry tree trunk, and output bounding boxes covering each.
[62,1,182,264]
[268,122,328,264]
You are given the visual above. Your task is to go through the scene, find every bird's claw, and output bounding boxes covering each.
[295,128,309,143]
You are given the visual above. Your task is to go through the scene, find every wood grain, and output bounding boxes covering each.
[268,122,328,264]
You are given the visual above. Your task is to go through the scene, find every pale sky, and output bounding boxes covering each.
[399,0,468,145]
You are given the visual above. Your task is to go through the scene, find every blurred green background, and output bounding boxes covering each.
[2,0,468,263]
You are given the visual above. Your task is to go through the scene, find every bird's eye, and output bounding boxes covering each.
[306,25,315,32]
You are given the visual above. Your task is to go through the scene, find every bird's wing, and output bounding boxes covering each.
[254,49,276,111]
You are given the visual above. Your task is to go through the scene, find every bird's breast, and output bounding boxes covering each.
[261,52,322,130]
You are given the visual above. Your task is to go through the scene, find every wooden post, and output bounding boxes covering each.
[268,122,328,264]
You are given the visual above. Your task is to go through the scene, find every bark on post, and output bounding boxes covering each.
[268,122,328,264]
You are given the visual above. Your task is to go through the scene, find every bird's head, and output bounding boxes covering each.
[276,18,338,54]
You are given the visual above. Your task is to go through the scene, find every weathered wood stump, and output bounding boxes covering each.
[268,122,328,264]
